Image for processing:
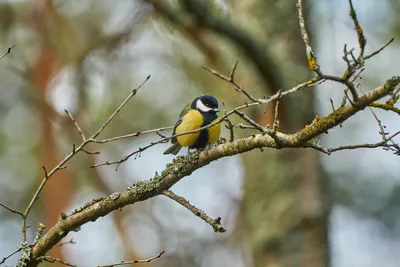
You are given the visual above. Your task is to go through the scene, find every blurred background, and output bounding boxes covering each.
[0,0,399,266]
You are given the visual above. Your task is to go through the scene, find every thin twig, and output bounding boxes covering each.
[162,190,225,232]
[222,101,234,142]
[322,73,359,102]
[342,44,352,68]
[0,247,22,265]
[339,67,365,108]
[356,80,400,153]
[92,75,151,139]
[0,202,23,217]
[203,63,259,103]
[304,142,331,155]
[65,110,86,141]
[364,37,394,60]
[0,45,15,60]
[327,131,400,153]
[233,123,257,130]
[39,256,77,267]
[98,251,165,267]
[296,0,321,73]
[229,60,238,80]
[92,126,174,144]
[81,148,101,155]
[234,110,265,132]
[273,92,281,131]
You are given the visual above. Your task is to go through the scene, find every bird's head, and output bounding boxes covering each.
[192,95,219,114]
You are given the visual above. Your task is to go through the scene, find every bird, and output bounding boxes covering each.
[163,94,221,155]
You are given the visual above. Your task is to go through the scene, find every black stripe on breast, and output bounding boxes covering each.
[190,111,217,149]
[190,126,209,148]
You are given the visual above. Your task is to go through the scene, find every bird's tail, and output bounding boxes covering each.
[163,143,182,155]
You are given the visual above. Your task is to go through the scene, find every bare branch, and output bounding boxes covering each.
[229,60,238,81]
[355,76,400,153]
[162,190,225,233]
[233,123,257,130]
[365,37,395,60]
[39,256,77,267]
[234,110,265,133]
[0,202,23,217]
[323,74,360,102]
[0,45,15,60]
[222,101,234,142]
[92,126,174,144]
[203,63,259,103]
[304,142,331,155]
[20,76,151,244]
[0,247,22,265]
[296,0,321,73]
[98,251,164,267]
[273,93,281,132]
[328,131,400,153]
[92,75,151,139]
[340,68,365,108]
[65,110,86,141]
[81,148,101,155]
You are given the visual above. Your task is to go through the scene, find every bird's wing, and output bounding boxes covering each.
[171,102,192,144]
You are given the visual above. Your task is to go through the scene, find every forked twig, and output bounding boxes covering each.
[20,76,151,243]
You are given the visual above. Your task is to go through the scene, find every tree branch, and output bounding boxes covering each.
[26,76,399,266]
[162,190,225,233]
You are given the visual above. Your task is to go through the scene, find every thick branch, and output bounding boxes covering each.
[26,76,399,266]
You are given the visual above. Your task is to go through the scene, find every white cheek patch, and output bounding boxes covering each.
[196,99,212,112]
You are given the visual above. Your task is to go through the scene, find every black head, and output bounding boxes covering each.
[191,95,219,114]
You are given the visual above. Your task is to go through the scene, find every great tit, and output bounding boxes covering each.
[163,95,221,155]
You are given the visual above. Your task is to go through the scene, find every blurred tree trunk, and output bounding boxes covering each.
[236,1,331,267]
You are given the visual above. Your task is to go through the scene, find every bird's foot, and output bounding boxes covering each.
[187,147,197,155]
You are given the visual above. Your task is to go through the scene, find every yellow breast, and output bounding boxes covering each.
[176,110,203,147]
[175,110,221,147]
